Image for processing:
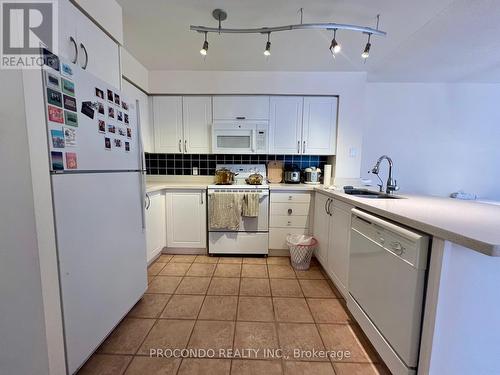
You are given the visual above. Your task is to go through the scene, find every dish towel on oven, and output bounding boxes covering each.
[242,192,260,217]
[209,192,242,230]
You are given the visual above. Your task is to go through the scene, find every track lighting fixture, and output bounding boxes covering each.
[191,9,386,61]
[200,32,208,56]
[361,34,371,59]
[329,29,341,54]
[264,33,271,56]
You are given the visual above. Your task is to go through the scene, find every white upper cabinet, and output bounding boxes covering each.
[58,1,121,87]
[302,97,338,155]
[213,96,270,120]
[269,96,304,154]
[182,96,212,154]
[153,96,183,153]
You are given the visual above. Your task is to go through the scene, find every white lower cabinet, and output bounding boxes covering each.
[269,192,313,250]
[145,191,166,263]
[166,190,207,249]
[313,192,353,298]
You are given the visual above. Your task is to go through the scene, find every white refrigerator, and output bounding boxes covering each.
[42,50,147,374]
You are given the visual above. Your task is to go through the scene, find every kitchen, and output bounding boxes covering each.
[1,1,500,375]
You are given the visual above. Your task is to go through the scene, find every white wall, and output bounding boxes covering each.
[149,70,367,180]
[362,83,500,200]
[0,71,50,375]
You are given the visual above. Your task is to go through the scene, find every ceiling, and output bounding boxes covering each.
[116,0,500,82]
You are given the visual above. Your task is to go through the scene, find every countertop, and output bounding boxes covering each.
[146,182,316,193]
[315,187,500,257]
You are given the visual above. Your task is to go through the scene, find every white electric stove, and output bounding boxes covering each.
[208,164,269,255]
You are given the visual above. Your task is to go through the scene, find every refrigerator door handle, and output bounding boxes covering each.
[135,99,147,230]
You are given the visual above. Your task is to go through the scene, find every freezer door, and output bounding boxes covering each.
[43,55,141,172]
[51,172,147,373]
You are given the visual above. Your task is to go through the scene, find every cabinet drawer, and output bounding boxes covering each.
[271,192,311,203]
[269,228,310,250]
[270,215,309,229]
[271,202,311,216]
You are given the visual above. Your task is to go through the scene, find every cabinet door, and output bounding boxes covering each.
[76,11,121,88]
[327,202,351,298]
[58,0,79,63]
[153,96,183,153]
[145,192,166,262]
[313,193,330,268]
[213,96,270,120]
[122,80,153,153]
[166,191,206,248]
[302,97,338,155]
[269,96,303,154]
[182,96,212,154]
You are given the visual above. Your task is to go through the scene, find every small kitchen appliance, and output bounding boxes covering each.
[284,164,301,183]
[304,167,322,184]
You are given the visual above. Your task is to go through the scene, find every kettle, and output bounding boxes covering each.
[304,167,321,184]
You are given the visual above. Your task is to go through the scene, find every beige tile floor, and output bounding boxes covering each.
[77,255,391,375]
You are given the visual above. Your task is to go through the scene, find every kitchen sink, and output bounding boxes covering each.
[344,189,404,199]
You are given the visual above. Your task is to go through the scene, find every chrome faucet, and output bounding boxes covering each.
[370,155,399,194]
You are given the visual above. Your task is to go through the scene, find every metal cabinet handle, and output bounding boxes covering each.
[178,139,182,152]
[297,141,300,154]
[79,43,88,69]
[287,221,292,226]
[184,140,187,153]
[327,199,333,216]
[145,193,151,210]
[288,195,293,200]
[324,198,330,215]
[200,192,204,205]
[287,208,293,215]
[236,116,246,120]
[303,140,306,154]
[69,36,78,64]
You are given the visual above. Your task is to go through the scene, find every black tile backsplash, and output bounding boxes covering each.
[145,153,328,176]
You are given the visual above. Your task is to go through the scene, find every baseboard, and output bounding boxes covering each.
[163,248,207,255]
[268,249,291,256]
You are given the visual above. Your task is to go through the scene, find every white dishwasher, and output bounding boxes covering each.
[347,209,429,375]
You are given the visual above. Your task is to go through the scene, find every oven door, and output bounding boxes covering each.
[208,189,269,232]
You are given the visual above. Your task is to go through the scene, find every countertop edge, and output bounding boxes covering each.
[314,188,499,257]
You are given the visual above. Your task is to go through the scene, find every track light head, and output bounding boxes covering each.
[329,29,341,54]
[263,33,271,56]
[361,33,372,59]
[200,32,208,55]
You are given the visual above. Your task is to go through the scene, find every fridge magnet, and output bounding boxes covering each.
[118,127,126,136]
[64,110,78,127]
[65,152,78,169]
[51,151,64,170]
[107,89,113,102]
[124,113,129,124]
[127,128,132,138]
[107,124,116,133]
[51,129,65,148]
[98,120,106,133]
[125,141,130,152]
[63,95,77,112]
[122,101,129,111]
[47,88,62,107]
[48,105,64,124]
[46,72,60,89]
[81,101,95,119]
[114,93,120,105]
[108,106,115,119]
[95,88,104,99]
[104,137,111,150]
[42,49,60,71]
[97,102,105,115]
[61,78,75,96]
[114,139,122,148]
[63,127,77,146]
[61,62,73,77]
[117,110,123,122]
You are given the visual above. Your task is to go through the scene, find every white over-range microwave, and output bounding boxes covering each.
[212,121,269,154]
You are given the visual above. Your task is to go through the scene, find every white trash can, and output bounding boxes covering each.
[286,234,318,271]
